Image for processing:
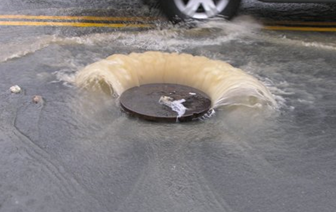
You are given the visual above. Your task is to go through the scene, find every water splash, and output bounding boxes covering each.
[75,51,276,110]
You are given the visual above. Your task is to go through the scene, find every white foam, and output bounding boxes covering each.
[159,96,187,118]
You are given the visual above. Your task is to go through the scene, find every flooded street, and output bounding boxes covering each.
[1,1,336,212]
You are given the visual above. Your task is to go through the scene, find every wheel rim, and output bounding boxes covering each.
[173,0,229,19]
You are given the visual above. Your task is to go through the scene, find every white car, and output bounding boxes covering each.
[150,0,336,21]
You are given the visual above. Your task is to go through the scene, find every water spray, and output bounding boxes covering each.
[75,51,276,122]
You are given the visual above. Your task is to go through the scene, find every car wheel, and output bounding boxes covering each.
[159,0,241,22]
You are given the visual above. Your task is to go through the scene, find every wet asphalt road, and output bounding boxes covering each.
[1,1,336,212]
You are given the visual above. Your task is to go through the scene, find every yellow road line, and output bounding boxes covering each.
[0,14,158,22]
[263,21,336,26]
[2,14,335,31]
[264,26,336,32]
[0,21,153,28]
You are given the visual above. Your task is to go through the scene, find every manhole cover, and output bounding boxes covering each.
[120,83,212,122]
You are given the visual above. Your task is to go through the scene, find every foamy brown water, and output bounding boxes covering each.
[75,51,276,110]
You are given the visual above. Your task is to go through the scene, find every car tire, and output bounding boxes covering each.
[158,0,241,22]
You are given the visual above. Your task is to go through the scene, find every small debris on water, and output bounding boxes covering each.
[159,96,173,104]
[33,95,43,104]
[189,92,196,95]
[10,85,21,94]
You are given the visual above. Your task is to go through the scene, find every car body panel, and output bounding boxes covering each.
[155,0,336,21]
